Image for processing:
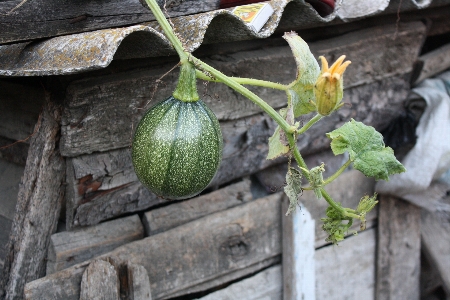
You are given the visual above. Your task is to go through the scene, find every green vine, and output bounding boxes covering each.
[142,0,406,244]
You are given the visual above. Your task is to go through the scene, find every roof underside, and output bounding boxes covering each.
[0,0,449,77]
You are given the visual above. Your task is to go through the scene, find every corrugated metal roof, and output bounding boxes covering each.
[0,0,448,77]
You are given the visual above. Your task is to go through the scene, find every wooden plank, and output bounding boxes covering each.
[0,96,65,299]
[59,22,426,157]
[316,228,376,300]
[282,198,315,300]
[80,259,120,300]
[65,75,404,229]
[24,193,283,300]
[0,0,219,44]
[142,179,253,235]
[257,163,377,248]
[412,43,450,84]
[47,215,144,275]
[198,265,282,300]
[421,207,450,295]
[127,262,152,300]
[376,195,421,300]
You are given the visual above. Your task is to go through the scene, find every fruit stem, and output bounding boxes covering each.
[173,62,199,102]
[143,0,187,60]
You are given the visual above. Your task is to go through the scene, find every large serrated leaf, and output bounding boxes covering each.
[326,119,406,181]
[283,32,319,117]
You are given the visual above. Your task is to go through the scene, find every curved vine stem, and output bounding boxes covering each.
[196,70,288,91]
[297,113,322,135]
[321,188,360,219]
[323,159,352,186]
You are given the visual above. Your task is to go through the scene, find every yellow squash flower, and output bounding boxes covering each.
[314,55,351,116]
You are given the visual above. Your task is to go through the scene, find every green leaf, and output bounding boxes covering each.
[326,119,406,181]
[267,125,289,160]
[308,163,325,198]
[321,203,354,245]
[283,32,320,117]
[284,167,303,216]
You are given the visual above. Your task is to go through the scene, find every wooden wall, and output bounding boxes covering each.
[1,8,449,299]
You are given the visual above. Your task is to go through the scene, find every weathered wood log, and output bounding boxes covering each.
[80,259,120,300]
[47,214,144,275]
[59,22,425,157]
[0,97,65,299]
[198,265,282,300]
[142,179,253,235]
[421,206,450,295]
[0,159,23,269]
[316,228,376,299]
[24,193,282,300]
[282,198,315,300]
[376,195,421,300]
[412,43,450,84]
[65,75,403,229]
[0,0,219,44]
[258,165,377,248]
[127,262,152,300]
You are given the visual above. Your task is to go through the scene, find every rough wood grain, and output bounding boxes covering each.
[282,198,315,300]
[413,43,450,84]
[316,228,377,300]
[65,75,404,229]
[47,214,144,275]
[142,179,253,235]
[0,0,220,44]
[127,262,152,300]
[59,22,425,157]
[257,165,377,248]
[79,259,120,300]
[421,207,450,295]
[24,193,282,300]
[376,195,421,300]
[198,265,282,300]
[0,98,65,300]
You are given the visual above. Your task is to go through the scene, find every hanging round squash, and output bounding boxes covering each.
[132,96,223,200]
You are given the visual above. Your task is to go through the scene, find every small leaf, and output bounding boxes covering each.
[308,163,325,198]
[326,119,406,181]
[321,204,353,245]
[283,32,320,117]
[284,167,303,216]
[267,125,289,160]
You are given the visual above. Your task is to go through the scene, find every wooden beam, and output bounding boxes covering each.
[142,179,253,235]
[0,0,219,44]
[282,198,315,300]
[198,265,282,300]
[0,96,65,299]
[316,228,377,299]
[412,43,450,85]
[127,262,153,300]
[47,214,144,275]
[80,259,120,300]
[376,195,421,300]
[421,205,450,295]
[24,193,282,300]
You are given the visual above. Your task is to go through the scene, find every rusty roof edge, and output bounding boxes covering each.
[0,0,447,77]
